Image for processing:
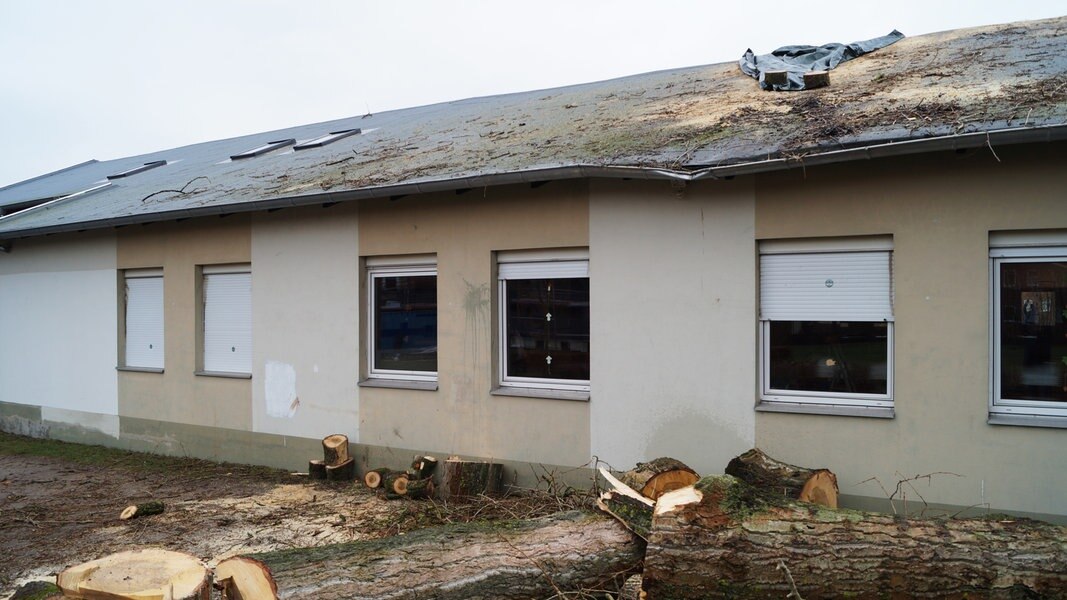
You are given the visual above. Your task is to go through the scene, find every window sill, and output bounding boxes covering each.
[195,370,252,380]
[116,366,164,374]
[988,413,1067,429]
[492,387,590,402]
[358,378,438,391]
[756,401,894,419]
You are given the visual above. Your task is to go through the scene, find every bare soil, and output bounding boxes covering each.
[0,433,592,598]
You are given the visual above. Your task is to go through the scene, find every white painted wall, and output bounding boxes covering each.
[589,179,756,474]
[0,233,118,418]
[250,207,361,441]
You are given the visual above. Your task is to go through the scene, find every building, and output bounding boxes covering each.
[1,16,1065,521]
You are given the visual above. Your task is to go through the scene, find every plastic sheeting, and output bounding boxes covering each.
[740,30,904,91]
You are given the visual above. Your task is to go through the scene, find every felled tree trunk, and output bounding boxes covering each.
[225,511,642,600]
[642,475,1067,599]
[57,549,211,600]
[724,447,838,507]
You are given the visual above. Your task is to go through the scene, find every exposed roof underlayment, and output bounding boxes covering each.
[0,16,1065,239]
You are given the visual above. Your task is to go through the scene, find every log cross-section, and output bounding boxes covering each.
[57,548,212,600]
[321,434,349,466]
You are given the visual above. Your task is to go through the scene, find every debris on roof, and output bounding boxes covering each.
[740,30,905,91]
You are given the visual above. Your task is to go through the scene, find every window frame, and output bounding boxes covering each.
[366,256,438,384]
[758,237,894,411]
[989,243,1067,420]
[200,264,252,377]
[120,268,164,371]
[497,250,590,394]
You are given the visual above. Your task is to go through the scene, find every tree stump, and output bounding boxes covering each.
[57,549,211,600]
[308,459,327,481]
[321,434,349,466]
[442,457,502,498]
[724,447,838,507]
[617,457,699,501]
[325,457,356,482]
[363,467,390,489]
[641,475,1067,599]
[119,500,165,520]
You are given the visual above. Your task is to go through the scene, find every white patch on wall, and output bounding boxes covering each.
[265,361,299,418]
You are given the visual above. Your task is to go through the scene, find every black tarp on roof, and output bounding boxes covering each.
[740,30,904,91]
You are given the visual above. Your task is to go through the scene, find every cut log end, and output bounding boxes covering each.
[58,549,211,600]
[617,457,699,501]
[119,500,165,520]
[215,556,279,600]
[322,434,349,466]
[363,467,389,489]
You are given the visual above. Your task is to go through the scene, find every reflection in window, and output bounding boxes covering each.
[504,278,590,382]
[372,273,437,376]
[768,321,889,395]
[998,261,1067,404]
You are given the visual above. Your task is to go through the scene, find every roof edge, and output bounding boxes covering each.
[2,123,1065,241]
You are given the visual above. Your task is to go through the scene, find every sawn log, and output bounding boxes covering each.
[641,475,1067,599]
[227,511,642,599]
[57,548,211,600]
[725,447,838,507]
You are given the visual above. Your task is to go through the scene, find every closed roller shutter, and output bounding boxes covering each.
[203,271,251,373]
[760,251,892,322]
[125,274,164,369]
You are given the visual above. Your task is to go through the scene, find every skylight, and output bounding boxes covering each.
[230,139,296,160]
[107,160,167,180]
[293,129,361,150]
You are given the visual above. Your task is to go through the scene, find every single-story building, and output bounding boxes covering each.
[1,16,1065,521]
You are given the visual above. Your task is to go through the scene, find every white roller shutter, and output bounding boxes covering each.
[760,251,892,322]
[498,260,588,280]
[203,271,252,373]
[125,275,164,369]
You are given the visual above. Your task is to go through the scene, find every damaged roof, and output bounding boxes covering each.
[1,16,1065,239]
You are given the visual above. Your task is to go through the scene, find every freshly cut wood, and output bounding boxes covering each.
[442,457,502,498]
[234,511,642,599]
[804,69,830,89]
[321,434,349,466]
[57,548,211,600]
[725,447,838,507]
[617,457,698,501]
[642,475,1067,599]
[383,472,409,499]
[362,467,390,489]
[596,468,654,540]
[308,459,327,481]
[410,455,438,480]
[325,457,356,482]
[215,557,278,600]
[119,500,165,520]
[395,477,435,500]
[763,70,788,87]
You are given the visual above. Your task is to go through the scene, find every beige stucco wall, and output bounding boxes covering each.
[117,217,252,430]
[755,144,1067,517]
[250,205,361,441]
[589,179,757,474]
[357,182,591,466]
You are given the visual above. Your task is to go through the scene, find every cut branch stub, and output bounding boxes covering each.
[321,434,349,466]
[724,447,838,507]
[57,548,211,600]
[119,500,165,520]
[617,457,699,501]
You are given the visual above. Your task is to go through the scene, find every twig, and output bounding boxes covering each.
[141,177,210,203]
[986,132,1001,162]
[777,559,804,600]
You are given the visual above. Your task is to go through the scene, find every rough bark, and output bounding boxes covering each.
[617,457,699,501]
[307,459,327,481]
[383,472,409,499]
[238,511,643,599]
[724,447,838,508]
[642,475,1067,599]
[394,477,435,499]
[442,457,502,498]
[597,468,655,540]
[57,549,211,600]
[325,457,356,482]
[321,434,349,466]
[119,500,165,520]
[804,70,831,89]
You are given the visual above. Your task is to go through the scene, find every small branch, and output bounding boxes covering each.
[985,133,1001,163]
[141,176,210,203]
[777,559,804,600]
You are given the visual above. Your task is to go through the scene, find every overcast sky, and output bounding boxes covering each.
[1,1,1063,188]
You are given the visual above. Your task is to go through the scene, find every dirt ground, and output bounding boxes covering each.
[0,433,590,598]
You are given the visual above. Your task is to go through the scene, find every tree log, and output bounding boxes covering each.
[383,471,409,499]
[725,447,838,508]
[642,475,1067,599]
[442,457,502,498]
[410,455,438,480]
[119,500,165,520]
[232,511,642,599]
[617,457,699,501]
[215,557,278,600]
[395,477,435,499]
[321,434,349,466]
[308,459,327,481]
[362,467,390,489]
[57,549,211,600]
[325,457,356,482]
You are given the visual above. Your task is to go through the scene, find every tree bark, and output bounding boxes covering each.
[617,457,699,501]
[308,459,327,481]
[411,455,438,480]
[232,511,642,599]
[442,457,502,498]
[325,457,356,482]
[724,447,838,508]
[119,500,165,520]
[642,475,1067,599]
[321,434,349,466]
[57,549,211,600]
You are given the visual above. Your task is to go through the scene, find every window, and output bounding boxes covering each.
[991,233,1067,423]
[202,265,252,375]
[230,139,296,160]
[367,256,437,382]
[107,160,167,180]
[293,129,361,150]
[498,250,589,393]
[123,269,164,370]
[759,238,893,411]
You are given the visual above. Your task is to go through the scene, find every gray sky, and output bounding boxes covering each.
[1,1,1063,188]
